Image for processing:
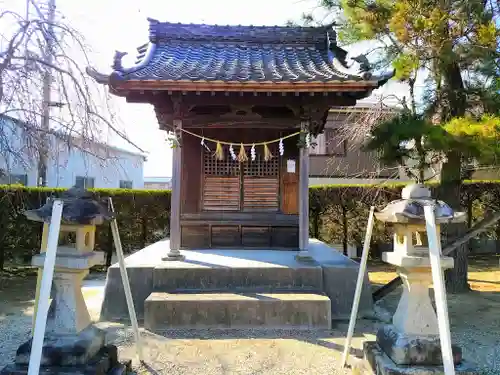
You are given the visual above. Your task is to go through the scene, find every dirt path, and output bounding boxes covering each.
[1,259,500,374]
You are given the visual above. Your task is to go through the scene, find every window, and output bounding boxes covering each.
[75,176,95,189]
[324,129,347,156]
[119,180,133,189]
[0,173,28,186]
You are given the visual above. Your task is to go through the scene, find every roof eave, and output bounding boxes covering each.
[107,80,382,94]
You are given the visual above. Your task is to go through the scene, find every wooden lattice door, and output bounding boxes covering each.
[202,152,240,211]
[242,154,279,211]
[202,151,280,212]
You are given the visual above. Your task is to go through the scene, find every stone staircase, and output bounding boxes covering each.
[143,264,331,329]
[99,241,374,330]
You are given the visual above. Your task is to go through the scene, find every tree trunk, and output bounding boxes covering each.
[495,222,500,255]
[312,212,320,239]
[438,57,470,293]
[439,152,470,293]
[105,225,113,268]
[341,204,348,256]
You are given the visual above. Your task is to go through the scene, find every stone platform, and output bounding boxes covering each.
[100,239,373,328]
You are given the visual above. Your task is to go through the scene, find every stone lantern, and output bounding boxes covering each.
[0,188,130,375]
[363,184,477,374]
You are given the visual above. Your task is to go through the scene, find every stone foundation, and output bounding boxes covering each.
[100,239,373,326]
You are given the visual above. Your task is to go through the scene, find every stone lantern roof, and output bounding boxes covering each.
[24,187,114,225]
[374,184,466,224]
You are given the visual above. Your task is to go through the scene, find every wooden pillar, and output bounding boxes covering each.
[296,120,313,261]
[163,119,185,261]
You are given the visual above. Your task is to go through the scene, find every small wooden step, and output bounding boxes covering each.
[144,292,331,330]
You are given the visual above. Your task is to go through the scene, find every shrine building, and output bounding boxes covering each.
[88,19,392,253]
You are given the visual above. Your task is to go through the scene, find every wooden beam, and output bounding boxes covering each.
[163,119,184,260]
[298,120,310,253]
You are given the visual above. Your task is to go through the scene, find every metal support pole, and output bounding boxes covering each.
[341,206,376,368]
[424,205,456,375]
[108,198,144,362]
[28,200,64,375]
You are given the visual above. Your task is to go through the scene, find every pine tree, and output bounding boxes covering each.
[307,0,500,292]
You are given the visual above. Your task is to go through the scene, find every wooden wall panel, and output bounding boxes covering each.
[241,227,271,247]
[281,161,299,214]
[211,226,241,247]
[181,225,209,248]
[181,132,201,213]
[271,227,299,248]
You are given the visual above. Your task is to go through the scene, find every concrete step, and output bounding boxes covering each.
[153,266,323,291]
[144,292,332,330]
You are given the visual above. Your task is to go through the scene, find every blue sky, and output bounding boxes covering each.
[4,0,411,177]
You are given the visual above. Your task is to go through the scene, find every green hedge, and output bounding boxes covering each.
[0,186,171,269]
[1,182,499,269]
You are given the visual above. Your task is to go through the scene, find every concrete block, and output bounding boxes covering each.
[100,265,154,321]
[144,292,331,330]
[322,264,373,319]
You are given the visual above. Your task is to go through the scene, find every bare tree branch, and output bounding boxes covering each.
[0,3,144,181]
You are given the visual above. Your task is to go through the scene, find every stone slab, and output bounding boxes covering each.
[322,264,373,319]
[377,325,462,366]
[100,265,154,321]
[15,325,106,366]
[144,292,332,330]
[363,341,479,375]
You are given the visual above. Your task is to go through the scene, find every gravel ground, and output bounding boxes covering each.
[1,272,500,375]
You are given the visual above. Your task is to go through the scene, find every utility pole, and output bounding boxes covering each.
[37,0,56,187]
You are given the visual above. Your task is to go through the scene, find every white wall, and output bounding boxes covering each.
[0,117,39,185]
[47,138,145,189]
[0,116,144,188]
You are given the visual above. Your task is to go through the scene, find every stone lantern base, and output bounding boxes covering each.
[0,245,131,375]
[363,341,479,375]
[0,326,131,375]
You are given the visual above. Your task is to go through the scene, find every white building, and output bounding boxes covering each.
[0,115,146,189]
[143,176,172,190]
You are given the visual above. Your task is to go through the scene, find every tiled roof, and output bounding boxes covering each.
[98,19,392,86]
